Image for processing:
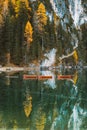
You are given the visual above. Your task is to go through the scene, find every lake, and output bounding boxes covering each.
[0,69,87,130]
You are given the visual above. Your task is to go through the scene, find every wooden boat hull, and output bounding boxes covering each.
[38,75,52,80]
[23,75,37,80]
[23,75,52,80]
[58,75,73,80]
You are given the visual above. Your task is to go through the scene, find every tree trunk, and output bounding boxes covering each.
[42,35,44,51]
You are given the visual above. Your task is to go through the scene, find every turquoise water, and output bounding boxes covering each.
[0,70,87,130]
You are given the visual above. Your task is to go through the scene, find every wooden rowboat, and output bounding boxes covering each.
[23,75,52,80]
[23,75,37,80]
[58,75,73,80]
[38,75,52,80]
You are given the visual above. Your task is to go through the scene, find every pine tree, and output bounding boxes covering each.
[10,0,31,64]
[0,14,4,64]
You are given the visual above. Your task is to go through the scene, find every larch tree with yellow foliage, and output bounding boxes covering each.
[0,14,4,27]
[13,0,31,19]
[24,21,33,49]
[2,0,9,17]
[73,50,78,64]
[36,3,47,32]
[24,21,33,64]
[34,3,47,50]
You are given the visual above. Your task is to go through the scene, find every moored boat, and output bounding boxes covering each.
[58,75,73,80]
[38,75,52,80]
[23,75,52,80]
[23,75,37,79]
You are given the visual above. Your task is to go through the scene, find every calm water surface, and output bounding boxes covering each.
[0,70,87,130]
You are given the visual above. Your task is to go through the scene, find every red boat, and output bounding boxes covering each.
[38,75,52,80]
[58,75,73,80]
[23,75,52,80]
[23,75,37,80]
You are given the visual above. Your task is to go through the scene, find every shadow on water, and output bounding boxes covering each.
[0,70,87,130]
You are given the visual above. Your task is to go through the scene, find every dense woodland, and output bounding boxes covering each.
[0,0,87,66]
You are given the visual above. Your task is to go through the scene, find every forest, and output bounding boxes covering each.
[0,0,87,66]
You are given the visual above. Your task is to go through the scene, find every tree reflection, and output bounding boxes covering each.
[0,71,87,129]
[23,95,32,117]
[33,107,46,130]
[23,83,32,118]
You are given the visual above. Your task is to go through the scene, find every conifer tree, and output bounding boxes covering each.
[11,0,31,64]
[36,3,47,32]
[2,0,9,17]
[24,21,33,64]
[34,3,47,50]
[24,21,33,49]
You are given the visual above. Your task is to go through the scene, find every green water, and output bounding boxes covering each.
[0,70,87,130]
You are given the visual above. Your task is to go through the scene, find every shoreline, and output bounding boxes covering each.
[0,66,87,73]
[0,66,40,72]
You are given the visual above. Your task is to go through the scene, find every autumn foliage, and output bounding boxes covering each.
[73,50,78,64]
[35,3,47,32]
[24,21,33,48]
[0,0,86,65]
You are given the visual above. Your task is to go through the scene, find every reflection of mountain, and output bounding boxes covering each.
[68,103,87,130]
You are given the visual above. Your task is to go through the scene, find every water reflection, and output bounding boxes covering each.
[0,70,87,129]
